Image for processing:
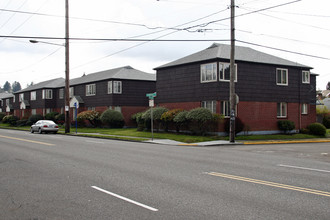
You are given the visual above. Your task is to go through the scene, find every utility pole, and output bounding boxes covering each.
[229,0,236,143]
[64,0,70,133]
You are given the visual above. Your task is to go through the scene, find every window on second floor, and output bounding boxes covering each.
[59,89,64,99]
[201,63,217,83]
[277,102,287,118]
[219,63,237,82]
[276,68,288,86]
[42,89,53,99]
[201,100,216,113]
[302,71,310,84]
[30,91,36,101]
[86,84,96,96]
[6,99,9,106]
[70,87,74,98]
[108,81,122,94]
[19,93,24,102]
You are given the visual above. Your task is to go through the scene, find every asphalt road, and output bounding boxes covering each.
[0,129,329,219]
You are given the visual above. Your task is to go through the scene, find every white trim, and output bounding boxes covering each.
[219,62,237,82]
[86,84,96,96]
[200,62,217,83]
[276,68,288,86]
[302,71,310,84]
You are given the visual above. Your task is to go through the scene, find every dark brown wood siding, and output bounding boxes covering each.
[156,60,315,104]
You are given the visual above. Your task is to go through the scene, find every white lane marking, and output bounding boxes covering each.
[86,140,104,144]
[91,186,158,212]
[278,164,330,173]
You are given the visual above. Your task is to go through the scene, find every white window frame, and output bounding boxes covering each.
[70,87,74,98]
[19,93,24,102]
[42,89,53,99]
[302,71,310,84]
[59,89,64,99]
[201,101,217,114]
[222,101,230,118]
[108,81,113,94]
[219,62,237,82]
[30,91,36,101]
[31,109,37,115]
[113,81,122,94]
[86,84,96,96]
[114,106,122,113]
[6,99,9,106]
[301,103,308,115]
[201,63,217,83]
[277,102,287,118]
[276,68,288,86]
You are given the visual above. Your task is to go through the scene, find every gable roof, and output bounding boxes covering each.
[0,92,14,99]
[15,78,65,93]
[155,43,312,69]
[70,66,156,86]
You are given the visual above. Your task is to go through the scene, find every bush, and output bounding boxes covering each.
[16,119,28,127]
[142,107,168,131]
[132,112,145,131]
[186,108,214,135]
[277,120,295,134]
[2,115,19,126]
[224,117,245,135]
[27,114,44,125]
[55,113,65,124]
[100,109,125,128]
[173,110,188,133]
[160,109,184,132]
[307,123,327,136]
[0,112,6,121]
[77,110,101,127]
[322,115,330,129]
[45,112,59,121]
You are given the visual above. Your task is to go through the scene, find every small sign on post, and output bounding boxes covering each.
[146,92,157,141]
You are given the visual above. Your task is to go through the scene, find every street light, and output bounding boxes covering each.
[29,0,71,133]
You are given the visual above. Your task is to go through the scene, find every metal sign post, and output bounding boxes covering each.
[74,102,78,134]
[146,92,157,141]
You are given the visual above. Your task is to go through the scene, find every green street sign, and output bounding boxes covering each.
[146,92,157,100]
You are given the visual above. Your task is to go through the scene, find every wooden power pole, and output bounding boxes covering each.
[229,0,236,143]
[65,0,70,133]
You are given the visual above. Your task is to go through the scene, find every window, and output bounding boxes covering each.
[276,68,288,85]
[108,81,122,94]
[277,102,287,118]
[114,106,122,113]
[30,91,36,101]
[42,89,53,99]
[301,103,308,114]
[19,93,24,102]
[86,84,96,96]
[88,107,96,111]
[70,87,74,98]
[31,109,36,115]
[201,63,217,82]
[222,101,230,117]
[219,63,237,82]
[59,89,64,99]
[201,101,217,113]
[6,99,9,106]
[302,71,310,84]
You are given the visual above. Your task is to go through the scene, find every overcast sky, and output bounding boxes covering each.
[0,0,329,90]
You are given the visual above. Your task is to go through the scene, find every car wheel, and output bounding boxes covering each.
[38,128,42,134]
[30,128,34,133]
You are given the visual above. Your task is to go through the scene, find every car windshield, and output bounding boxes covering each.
[43,120,56,124]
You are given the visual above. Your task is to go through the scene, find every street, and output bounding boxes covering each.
[0,129,329,219]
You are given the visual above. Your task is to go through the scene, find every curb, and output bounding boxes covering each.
[243,139,330,145]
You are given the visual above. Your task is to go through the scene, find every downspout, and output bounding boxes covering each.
[298,68,302,131]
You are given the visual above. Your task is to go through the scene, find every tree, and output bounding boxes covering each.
[327,82,330,90]
[12,81,22,92]
[3,81,11,92]
[26,82,34,88]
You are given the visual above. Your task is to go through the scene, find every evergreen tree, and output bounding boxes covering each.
[12,81,22,92]
[3,81,11,92]
[327,82,330,90]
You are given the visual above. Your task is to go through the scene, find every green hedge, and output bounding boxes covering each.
[307,123,327,136]
[100,109,125,128]
[277,120,295,134]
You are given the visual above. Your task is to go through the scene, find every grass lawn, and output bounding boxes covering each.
[1,124,329,143]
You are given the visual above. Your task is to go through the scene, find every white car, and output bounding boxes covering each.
[30,120,59,134]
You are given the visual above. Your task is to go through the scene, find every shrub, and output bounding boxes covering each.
[322,115,330,129]
[27,114,44,125]
[2,115,19,126]
[160,109,184,132]
[16,119,28,127]
[307,123,327,136]
[186,108,214,135]
[224,117,245,135]
[77,110,101,127]
[142,107,168,131]
[173,110,188,133]
[132,112,145,131]
[0,112,6,121]
[45,112,59,121]
[100,109,125,128]
[277,120,295,134]
[55,113,65,124]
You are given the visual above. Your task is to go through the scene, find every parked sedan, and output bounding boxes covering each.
[30,120,59,134]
